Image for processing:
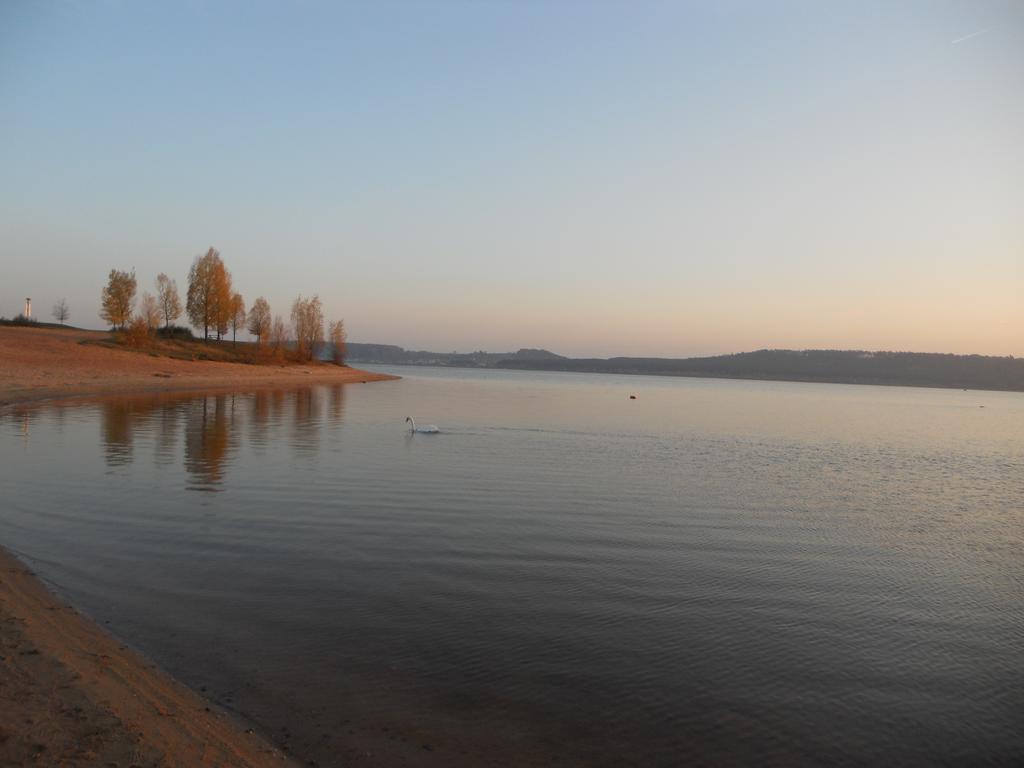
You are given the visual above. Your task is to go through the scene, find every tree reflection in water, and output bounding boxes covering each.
[100,398,147,467]
[290,387,320,455]
[327,383,346,429]
[184,394,233,491]
[155,398,181,463]
[69,386,341,490]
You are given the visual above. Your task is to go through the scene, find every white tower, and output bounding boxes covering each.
[24,298,31,318]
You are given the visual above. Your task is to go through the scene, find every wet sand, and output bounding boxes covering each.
[0,326,397,408]
[0,547,295,767]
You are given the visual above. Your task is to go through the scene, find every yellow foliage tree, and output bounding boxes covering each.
[328,319,346,365]
[100,269,137,330]
[247,296,271,348]
[186,248,231,342]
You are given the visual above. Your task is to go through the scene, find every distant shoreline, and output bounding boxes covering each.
[357,358,1024,393]
[347,346,1024,394]
[0,326,398,409]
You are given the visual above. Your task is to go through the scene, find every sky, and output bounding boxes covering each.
[2,0,1022,358]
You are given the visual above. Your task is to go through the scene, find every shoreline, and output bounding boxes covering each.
[0,545,295,766]
[0,325,392,764]
[348,359,1024,394]
[0,325,398,410]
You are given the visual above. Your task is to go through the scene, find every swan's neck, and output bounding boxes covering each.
[408,417,415,431]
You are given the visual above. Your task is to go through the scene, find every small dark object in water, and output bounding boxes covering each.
[629,394,637,400]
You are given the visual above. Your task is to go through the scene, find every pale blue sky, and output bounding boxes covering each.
[2,0,1022,356]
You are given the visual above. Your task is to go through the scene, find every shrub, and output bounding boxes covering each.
[122,316,154,348]
[158,325,194,340]
[0,314,39,326]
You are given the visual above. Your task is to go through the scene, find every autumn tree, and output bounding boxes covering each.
[52,298,70,325]
[212,261,233,341]
[100,269,137,330]
[328,319,347,365]
[247,296,271,347]
[140,292,161,331]
[229,293,246,346]
[270,314,289,356]
[290,297,307,358]
[155,273,182,330]
[186,248,230,342]
[290,295,324,362]
[186,250,215,340]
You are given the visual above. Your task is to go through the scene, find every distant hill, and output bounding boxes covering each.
[345,343,564,368]
[496,349,1024,392]
[345,344,1024,392]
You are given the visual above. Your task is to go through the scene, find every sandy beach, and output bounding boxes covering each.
[0,547,296,767]
[0,325,397,408]
[0,325,394,765]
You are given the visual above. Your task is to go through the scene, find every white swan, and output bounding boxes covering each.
[406,416,440,434]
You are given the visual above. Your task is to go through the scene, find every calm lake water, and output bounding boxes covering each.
[1,368,1022,766]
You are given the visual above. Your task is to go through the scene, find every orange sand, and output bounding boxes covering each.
[0,547,295,767]
[0,325,396,408]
